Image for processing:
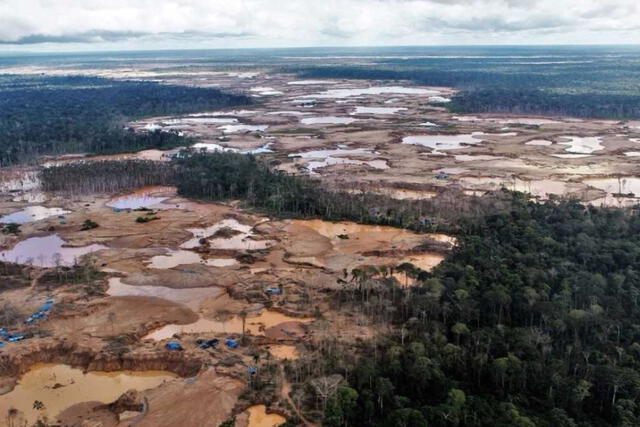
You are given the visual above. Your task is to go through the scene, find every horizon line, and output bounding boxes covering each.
[2,43,640,57]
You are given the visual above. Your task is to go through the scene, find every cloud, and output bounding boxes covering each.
[0,0,638,50]
[0,30,253,45]
[0,31,145,45]
[415,15,571,33]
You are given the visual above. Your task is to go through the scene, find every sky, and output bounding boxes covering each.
[1,0,639,52]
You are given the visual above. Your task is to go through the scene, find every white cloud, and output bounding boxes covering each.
[0,0,638,50]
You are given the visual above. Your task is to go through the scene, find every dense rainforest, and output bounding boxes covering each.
[0,75,251,165]
[41,152,640,426]
[449,89,640,120]
[173,151,518,231]
[301,196,640,427]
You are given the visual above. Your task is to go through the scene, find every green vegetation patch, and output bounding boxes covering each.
[0,75,251,165]
[317,196,640,426]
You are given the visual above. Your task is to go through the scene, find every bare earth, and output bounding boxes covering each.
[1,63,639,425]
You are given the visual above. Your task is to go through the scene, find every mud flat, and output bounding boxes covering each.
[288,146,384,173]
[0,234,106,267]
[558,136,604,154]
[181,218,255,249]
[287,80,335,85]
[352,106,407,115]
[373,188,438,200]
[146,249,205,269]
[266,110,310,116]
[0,206,69,224]
[218,124,269,133]
[146,249,238,269]
[111,71,637,205]
[131,368,243,427]
[290,147,378,159]
[458,177,582,199]
[285,219,451,272]
[5,64,640,426]
[107,278,225,310]
[181,218,274,251]
[551,153,594,159]
[251,87,284,96]
[583,177,640,206]
[192,142,274,154]
[302,86,444,99]
[245,405,286,427]
[143,309,314,341]
[266,344,300,360]
[525,139,554,146]
[208,233,275,251]
[291,219,446,247]
[106,189,170,210]
[301,116,358,125]
[0,363,175,426]
[402,133,485,154]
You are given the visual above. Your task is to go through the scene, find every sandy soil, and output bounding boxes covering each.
[121,71,640,205]
[4,62,640,424]
[0,179,450,424]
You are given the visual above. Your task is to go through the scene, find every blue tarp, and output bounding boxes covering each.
[23,300,55,325]
[196,338,219,349]
[8,334,25,342]
[248,366,257,375]
[225,338,239,348]
[25,309,49,324]
[266,288,282,295]
[0,328,27,343]
[32,311,47,320]
[165,341,183,351]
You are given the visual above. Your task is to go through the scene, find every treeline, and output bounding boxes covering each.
[293,66,557,89]
[449,89,640,120]
[291,64,640,119]
[0,75,252,165]
[39,151,508,230]
[174,151,506,232]
[36,152,640,426]
[40,160,175,194]
[294,197,640,426]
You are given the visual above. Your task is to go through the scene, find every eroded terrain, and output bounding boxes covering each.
[0,180,450,425]
[8,62,636,205]
[1,61,639,425]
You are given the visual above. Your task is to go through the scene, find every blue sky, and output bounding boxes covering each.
[1,0,639,52]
